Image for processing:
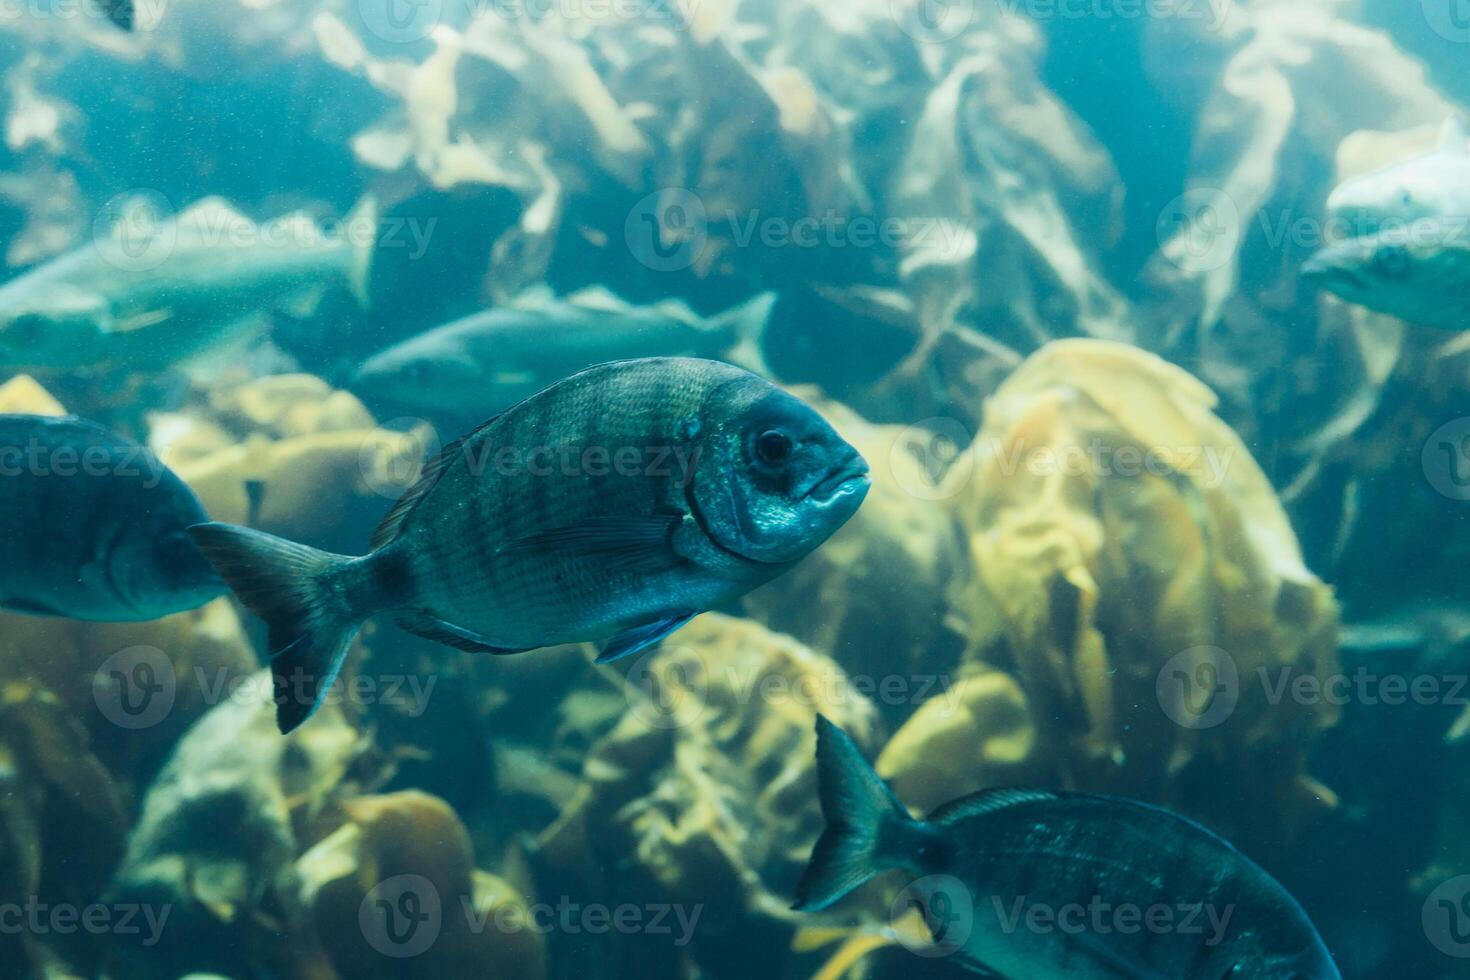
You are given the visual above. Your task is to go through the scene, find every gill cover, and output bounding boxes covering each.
[686,376,861,564]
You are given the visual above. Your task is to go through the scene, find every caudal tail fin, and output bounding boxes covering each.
[188,522,372,734]
[714,291,778,378]
[793,715,917,912]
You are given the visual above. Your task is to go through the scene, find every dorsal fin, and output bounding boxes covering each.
[176,197,254,234]
[562,285,629,313]
[368,415,499,550]
[925,788,1055,825]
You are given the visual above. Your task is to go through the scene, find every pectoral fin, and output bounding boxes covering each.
[112,307,173,333]
[492,369,540,387]
[395,611,532,655]
[595,611,696,664]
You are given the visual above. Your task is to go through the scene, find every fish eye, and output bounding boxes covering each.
[755,429,794,465]
[1372,244,1409,277]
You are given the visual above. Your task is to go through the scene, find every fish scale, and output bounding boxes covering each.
[403,360,706,641]
[190,356,870,733]
[795,717,1341,980]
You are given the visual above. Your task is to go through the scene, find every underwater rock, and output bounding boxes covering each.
[208,372,378,439]
[535,613,881,976]
[297,790,545,980]
[180,425,427,548]
[952,339,1341,852]
[7,601,257,775]
[0,374,65,415]
[0,597,258,975]
[106,669,371,979]
[156,374,430,553]
[0,683,127,978]
[742,392,968,722]
[875,668,1043,815]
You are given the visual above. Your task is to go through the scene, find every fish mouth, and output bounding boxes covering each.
[807,456,871,502]
[1301,252,1370,290]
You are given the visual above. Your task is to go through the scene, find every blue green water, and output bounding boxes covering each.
[1,1,1469,978]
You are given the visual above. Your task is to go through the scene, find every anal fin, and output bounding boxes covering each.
[595,611,696,664]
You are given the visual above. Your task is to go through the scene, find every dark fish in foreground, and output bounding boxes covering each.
[191,358,870,733]
[795,717,1341,979]
[0,415,223,621]
[350,289,777,421]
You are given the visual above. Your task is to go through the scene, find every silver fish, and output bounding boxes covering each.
[795,717,1342,980]
[0,196,375,373]
[1301,218,1470,330]
[0,414,222,621]
[350,289,776,420]
[1326,115,1470,237]
[190,357,869,733]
